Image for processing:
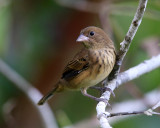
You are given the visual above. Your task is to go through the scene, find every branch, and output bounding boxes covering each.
[108,111,147,117]
[0,59,58,128]
[65,89,160,128]
[108,0,148,80]
[107,99,160,118]
[108,108,160,118]
[109,89,160,123]
[97,53,160,127]
[97,0,149,127]
[115,54,160,87]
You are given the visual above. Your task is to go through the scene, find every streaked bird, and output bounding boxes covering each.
[38,26,116,105]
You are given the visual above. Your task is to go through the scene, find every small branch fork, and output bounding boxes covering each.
[105,101,160,118]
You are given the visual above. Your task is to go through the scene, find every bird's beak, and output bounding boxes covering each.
[76,34,89,42]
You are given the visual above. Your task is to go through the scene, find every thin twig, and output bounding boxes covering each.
[97,0,148,128]
[108,103,160,118]
[108,111,144,118]
[0,59,58,128]
[108,100,160,118]
[109,89,160,124]
[107,110,160,118]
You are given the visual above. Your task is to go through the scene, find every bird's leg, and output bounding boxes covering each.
[90,86,115,97]
[102,79,107,86]
[90,79,108,93]
[90,86,105,95]
[81,87,109,104]
[90,78,115,97]
[90,86,103,91]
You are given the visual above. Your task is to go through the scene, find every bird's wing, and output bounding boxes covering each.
[61,49,89,80]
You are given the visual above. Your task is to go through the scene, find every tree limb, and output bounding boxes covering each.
[64,89,160,128]
[97,0,149,127]
[115,54,160,87]
[108,0,148,80]
[97,53,160,127]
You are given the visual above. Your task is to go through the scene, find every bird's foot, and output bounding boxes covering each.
[103,87,115,97]
[81,88,110,105]
[94,97,110,106]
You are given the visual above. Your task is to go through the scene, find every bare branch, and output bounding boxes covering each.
[97,53,160,127]
[97,0,149,127]
[116,54,160,87]
[108,0,148,80]
[0,59,58,128]
[107,107,160,118]
[107,101,160,118]
[109,89,160,124]
[108,111,144,117]
[108,110,160,118]
[65,89,160,128]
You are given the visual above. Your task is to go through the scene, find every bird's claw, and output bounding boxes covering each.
[94,97,111,106]
[103,87,115,97]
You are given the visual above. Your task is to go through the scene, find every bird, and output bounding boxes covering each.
[38,26,116,105]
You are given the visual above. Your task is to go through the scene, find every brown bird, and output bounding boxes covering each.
[38,26,116,105]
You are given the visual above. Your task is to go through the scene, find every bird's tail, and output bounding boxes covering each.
[38,85,59,105]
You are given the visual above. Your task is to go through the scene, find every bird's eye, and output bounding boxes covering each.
[89,31,94,36]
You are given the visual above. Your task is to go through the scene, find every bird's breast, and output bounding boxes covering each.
[87,49,115,85]
[65,49,116,90]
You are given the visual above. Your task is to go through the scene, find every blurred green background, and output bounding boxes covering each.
[0,0,160,128]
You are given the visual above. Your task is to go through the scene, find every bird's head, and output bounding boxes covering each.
[76,26,113,49]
